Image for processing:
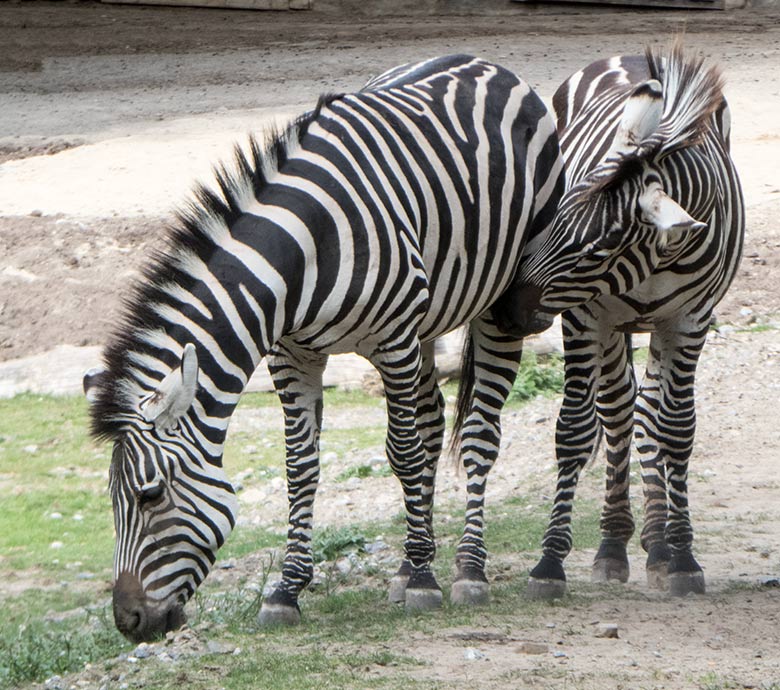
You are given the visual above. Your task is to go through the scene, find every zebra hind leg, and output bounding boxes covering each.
[591,332,637,585]
[637,327,707,596]
[388,341,445,604]
[373,337,442,612]
[452,318,523,606]
[258,346,328,626]
[527,311,600,600]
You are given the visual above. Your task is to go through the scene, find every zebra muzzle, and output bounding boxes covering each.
[112,572,187,643]
[492,283,553,338]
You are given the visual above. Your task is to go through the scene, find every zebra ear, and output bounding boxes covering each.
[140,344,199,431]
[83,367,107,404]
[607,79,663,159]
[639,186,707,244]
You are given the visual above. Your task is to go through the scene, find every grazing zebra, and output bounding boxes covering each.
[497,43,744,598]
[84,54,565,642]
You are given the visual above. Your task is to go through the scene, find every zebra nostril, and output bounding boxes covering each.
[126,608,144,633]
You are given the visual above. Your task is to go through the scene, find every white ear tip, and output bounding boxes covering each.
[83,367,106,402]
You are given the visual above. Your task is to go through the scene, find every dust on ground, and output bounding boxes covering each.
[1,2,780,688]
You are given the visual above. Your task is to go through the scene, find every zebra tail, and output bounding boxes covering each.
[448,326,476,468]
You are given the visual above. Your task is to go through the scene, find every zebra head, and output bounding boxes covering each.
[85,344,239,642]
[498,77,708,337]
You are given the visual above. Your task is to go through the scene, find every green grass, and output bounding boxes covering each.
[507,352,565,405]
[0,371,586,690]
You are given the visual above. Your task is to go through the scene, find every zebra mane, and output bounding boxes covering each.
[89,93,343,442]
[589,41,724,197]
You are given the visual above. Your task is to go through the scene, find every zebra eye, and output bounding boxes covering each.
[137,482,166,508]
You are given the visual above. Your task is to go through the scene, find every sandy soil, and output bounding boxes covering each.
[1,1,780,688]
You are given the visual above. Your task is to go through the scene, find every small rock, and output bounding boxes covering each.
[50,512,63,520]
[133,643,154,659]
[595,623,619,639]
[50,541,64,549]
[463,647,486,661]
[553,651,567,658]
[516,641,548,655]
[364,539,389,554]
[30,209,43,217]
[206,640,235,655]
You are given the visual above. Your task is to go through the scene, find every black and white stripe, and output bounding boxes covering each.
[86,54,565,640]
[502,44,744,598]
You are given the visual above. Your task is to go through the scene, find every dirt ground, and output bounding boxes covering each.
[1,1,780,688]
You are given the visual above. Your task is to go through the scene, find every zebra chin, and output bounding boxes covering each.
[112,572,188,643]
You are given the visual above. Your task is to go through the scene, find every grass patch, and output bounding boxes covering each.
[0,604,128,688]
[507,352,564,405]
[0,386,582,690]
[336,462,392,482]
[312,525,367,562]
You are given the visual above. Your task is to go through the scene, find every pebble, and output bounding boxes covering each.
[595,623,620,639]
[463,647,486,661]
[364,538,389,554]
[516,641,548,655]
[133,643,154,659]
[206,640,236,655]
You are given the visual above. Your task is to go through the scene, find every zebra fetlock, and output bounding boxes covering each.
[403,566,443,612]
[258,585,303,627]
[591,537,630,584]
[645,542,672,590]
[526,554,567,601]
[451,562,490,607]
[668,550,705,597]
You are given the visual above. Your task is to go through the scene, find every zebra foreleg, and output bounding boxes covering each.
[528,312,601,600]
[374,337,442,612]
[637,327,707,596]
[592,332,638,585]
[258,345,328,626]
[453,318,523,606]
[388,341,445,604]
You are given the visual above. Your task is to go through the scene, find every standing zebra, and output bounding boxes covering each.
[84,54,565,642]
[497,43,744,598]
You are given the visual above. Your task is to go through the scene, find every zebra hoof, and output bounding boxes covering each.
[526,577,567,601]
[451,579,490,606]
[405,587,443,612]
[388,574,410,604]
[669,571,706,597]
[646,562,669,590]
[592,557,630,584]
[257,602,301,627]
